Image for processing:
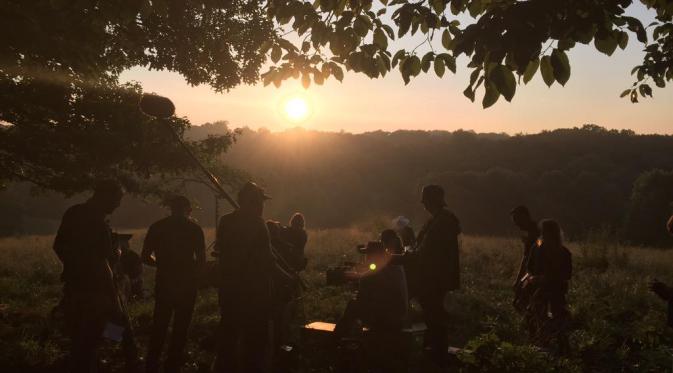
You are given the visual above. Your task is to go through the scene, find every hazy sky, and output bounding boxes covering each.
[121,4,672,135]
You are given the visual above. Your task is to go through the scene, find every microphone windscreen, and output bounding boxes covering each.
[139,94,175,118]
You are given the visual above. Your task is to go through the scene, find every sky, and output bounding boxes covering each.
[120,3,673,135]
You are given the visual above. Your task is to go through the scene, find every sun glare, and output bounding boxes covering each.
[284,96,310,123]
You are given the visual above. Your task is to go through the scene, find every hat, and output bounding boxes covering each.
[238,181,272,203]
[421,184,446,206]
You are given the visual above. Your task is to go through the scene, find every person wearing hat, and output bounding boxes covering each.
[414,184,461,369]
[141,195,205,373]
[213,181,279,373]
[53,179,126,373]
[141,196,206,373]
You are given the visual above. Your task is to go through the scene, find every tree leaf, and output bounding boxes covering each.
[490,65,516,101]
[332,64,344,82]
[482,81,500,108]
[421,52,434,73]
[594,35,618,56]
[434,56,445,77]
[374,28,388,49]
[392,50,406,68]
[618,31,629,50]
[619,89,631,98]
[442,29,451,50]
[522,58,539,84]
[540,56,554,87]
[302,73,311,89]
[550,49,570,86]
[271,46,282,63]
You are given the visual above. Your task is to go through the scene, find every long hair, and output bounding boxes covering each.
[539,219,563,246]
[289,212,305,229]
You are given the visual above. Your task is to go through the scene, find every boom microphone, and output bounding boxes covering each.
[139,93,175,119]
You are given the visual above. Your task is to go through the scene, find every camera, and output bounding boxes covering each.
[325,241,387,286]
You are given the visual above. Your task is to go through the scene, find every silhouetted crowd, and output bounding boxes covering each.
[51,180,673,373]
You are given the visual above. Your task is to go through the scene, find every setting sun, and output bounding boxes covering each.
[284,96,310,123]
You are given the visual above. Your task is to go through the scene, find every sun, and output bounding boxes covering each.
[284,96,310,123]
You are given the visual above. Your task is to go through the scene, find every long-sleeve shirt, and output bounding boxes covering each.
[215,209,274,313]
[142,215,205,297]
[53,202,115,295]
[357,264,409,329]
[416,208,461,293]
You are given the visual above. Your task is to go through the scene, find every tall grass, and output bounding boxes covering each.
[1,229,672,371]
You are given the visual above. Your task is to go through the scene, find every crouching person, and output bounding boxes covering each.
[142,196,206,373]
[334,229,409,372]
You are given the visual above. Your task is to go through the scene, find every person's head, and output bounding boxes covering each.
[393,216,410,231]
[421,184,447,214]
[290,213,305,230]
[90,179,123,215]
[237,181,271,216]
[166,195,191,217]
[380,229,402,253]
[539,219,563,246]
[510,205,533,230]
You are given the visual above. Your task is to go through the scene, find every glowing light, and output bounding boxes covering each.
[284,96,310,122]
[369,263,377,271]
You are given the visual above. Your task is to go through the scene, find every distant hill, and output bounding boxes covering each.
[2,123,672,245]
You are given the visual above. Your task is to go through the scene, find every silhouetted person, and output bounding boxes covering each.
[415,184,461,369]
[393,216,416,250]
[53,180,124,373]
[334,230,409,372]
[524,219,572,353]
[510,205,539,312]
[267,216,307,364]
[280,213,308,271]
[648,214,673,328]
[142,196,205,373]
[213,182,276,373]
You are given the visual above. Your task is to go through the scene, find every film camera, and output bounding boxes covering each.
[325,241,394,286]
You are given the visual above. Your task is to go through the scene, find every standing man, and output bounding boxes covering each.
[142,196,205,373]
[510,205,540,313]
[213,182,275,373]
[53,180,124,373]
[415,184,461,370]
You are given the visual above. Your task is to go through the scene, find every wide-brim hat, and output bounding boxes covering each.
[238,181,272,203]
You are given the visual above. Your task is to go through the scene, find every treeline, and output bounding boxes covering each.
[2,123,673,246]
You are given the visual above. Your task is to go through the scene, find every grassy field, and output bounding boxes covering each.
[1,227,673,372]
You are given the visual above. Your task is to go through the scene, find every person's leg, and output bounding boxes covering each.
[67,293,108,373]
[165,291,197,373]
[146,295,173,373]
[419,292,448,369]
[121,311,142,372]
[240,315,272,373]
[213,309,239,373]
[333,299,363,341]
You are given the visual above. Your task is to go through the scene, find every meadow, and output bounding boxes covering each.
[1,227,672,372]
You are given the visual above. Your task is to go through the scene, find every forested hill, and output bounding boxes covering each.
[2,123,673,245]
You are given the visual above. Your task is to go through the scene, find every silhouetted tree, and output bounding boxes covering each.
[262,0,673,106]
[623,169,673,246]
[1,1,270,194]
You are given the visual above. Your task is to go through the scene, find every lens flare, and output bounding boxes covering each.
[369,263,377,271]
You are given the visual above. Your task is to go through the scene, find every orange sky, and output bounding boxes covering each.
[121,5,673,135]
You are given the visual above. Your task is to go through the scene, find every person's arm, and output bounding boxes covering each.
[195,226,206,266]
[141,225,157,267]
[53,207,75,263]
